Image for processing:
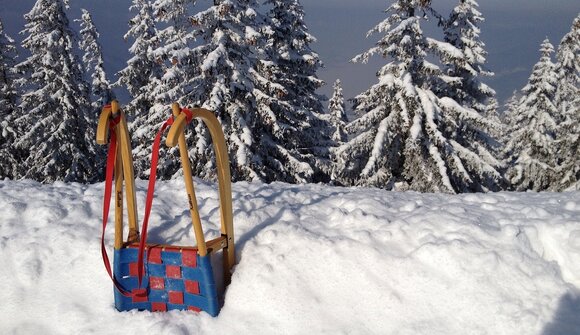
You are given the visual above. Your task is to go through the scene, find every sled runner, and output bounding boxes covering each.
[97,101,235,316]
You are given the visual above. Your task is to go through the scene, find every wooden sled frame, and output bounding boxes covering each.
[96,101,235,302]
[96,100,140,248]
[166,103,235,286]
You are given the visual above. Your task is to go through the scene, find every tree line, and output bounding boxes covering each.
[0,0,578,193]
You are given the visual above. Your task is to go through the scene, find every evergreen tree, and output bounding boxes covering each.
[504,39,560,191]
[189,0,329,183]
[130,0,198,179]
[335,0,502,193]
[77,9,115,108]
[554,15,580,190]
[328,79,347,143]
[0,19,21,179]
[328,79,348,184]
[500,91,519,145]
[262,0,325,116]
[77,9,115,180]
[244,0,330,183]
[186,0,261,181]
[150,0,198,106]
[443,0,495,114]
[116,0,162,119]
[443,0,503,185]
[14,0,96,183]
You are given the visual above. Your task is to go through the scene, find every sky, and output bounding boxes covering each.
[1,0,579,108]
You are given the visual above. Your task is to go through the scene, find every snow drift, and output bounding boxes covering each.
[0,179,579,334]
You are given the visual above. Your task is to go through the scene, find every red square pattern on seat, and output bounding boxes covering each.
[129,262,140,277]
[149,276,165,290]
[182,249,197,267]
[147,247,162,264]
[169,291,184,305]
[152,302,167,312]
[185,280,200,295]
[166,265,181,279]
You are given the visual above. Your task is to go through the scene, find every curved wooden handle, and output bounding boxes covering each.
[166,112,187,148]
[96,105,112,145]
[96,100,140,247]
[171,103,208,256]
[166,106,235,284]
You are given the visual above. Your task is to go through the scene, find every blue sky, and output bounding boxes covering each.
[1,0,579,107]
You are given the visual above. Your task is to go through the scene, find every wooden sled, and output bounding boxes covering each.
[97,101,234,316]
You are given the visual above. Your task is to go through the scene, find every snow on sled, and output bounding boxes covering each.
[97,101,235,316]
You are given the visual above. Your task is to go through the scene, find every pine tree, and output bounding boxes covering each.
[441,0,504,190]
[130,0,198,179]
[335,0,502,193]
[14,0,97,183]
[150,0,198,106]
[504,39,560,191]
[0,19,21,179]
[328,79,348,184]
[244,0,331,183]
[328,79,347,143]
[185,0,261,181]
[262,0,325,116]
[77,9,115,108]
[116,0,162,119]
[77,9,115,180]
[190,0,329,183]
[443,0,495,114]
[500,91,519,145]
[554,15,580,190]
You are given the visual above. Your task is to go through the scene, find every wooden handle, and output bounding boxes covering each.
[96,105,112,145]
[166,113,187,148]
[114,139,124,249]
[114,103,140,242]
[171,103,208,256]
[166,106,235,285]
[96,100,140,247]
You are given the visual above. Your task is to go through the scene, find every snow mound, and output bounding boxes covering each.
[0,180,579,334]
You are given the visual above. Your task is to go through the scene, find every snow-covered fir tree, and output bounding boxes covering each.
[189,0,329,183]
[186,0,261,181]
[76,9,115,180]
[328,79,348,183]
[0,19,22,179]
[500,91,519,143]
[504,39,560,191]
[116,0,163,119]
[130,0,198,179]
[77,9,115,108]
[244,0,330,183]
[328,79,348,144]
[554,15,579,190]
[335,0,502,193]
[442,0,504,187]
[149,0,198,106]
[14,0,97,183]
[261,0,325,116]
[443,0,495,114]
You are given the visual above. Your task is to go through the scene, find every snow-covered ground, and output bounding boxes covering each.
[0,179,579,334]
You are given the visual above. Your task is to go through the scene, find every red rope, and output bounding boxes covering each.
[100,115,134,297]
[136,115,175,288]
[101,107,191,296]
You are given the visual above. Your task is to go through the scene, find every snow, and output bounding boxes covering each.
[1,179,579,334]
[362,116,389,177]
